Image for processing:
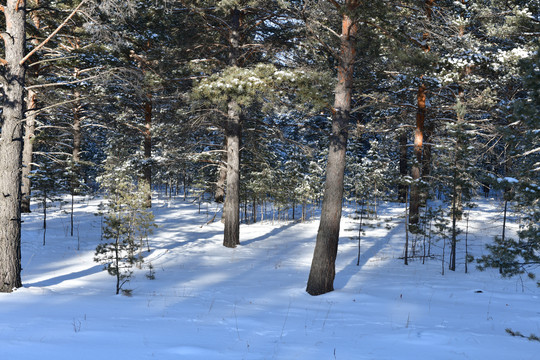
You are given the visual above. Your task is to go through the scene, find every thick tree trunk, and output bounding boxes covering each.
[410,84,426,225]
[0,0,26,293]
[21,90,36,213]
[143,95,152,208]
[223,100,242,248]
[306,9,356,296]
[222,7,243,247]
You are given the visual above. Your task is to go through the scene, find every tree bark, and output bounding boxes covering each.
[21,90,36,213]
[410,1,435,224]
[306,7,356,296]
[0,0,26,293]
[21,1,41,214]
[222,7,243,247]
[410,84,426,225]
[222,100,242,248]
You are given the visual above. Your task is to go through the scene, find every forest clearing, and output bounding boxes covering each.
[0,194,538,359]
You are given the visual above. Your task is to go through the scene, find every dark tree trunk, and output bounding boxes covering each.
[449,168,458,272]
[143,95,152,208]
[0,0,26,293]
[306,8,356,296]
[222,7,243,248]
[410,84,426,225]
[223,100,242,248]
[21,90,36,213]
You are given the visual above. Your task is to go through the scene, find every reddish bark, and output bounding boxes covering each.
[307,5,357,296]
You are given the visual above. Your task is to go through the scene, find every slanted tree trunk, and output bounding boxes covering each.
[143,95,152,208]
[21,90,37,213]
[0,0,26,293]
[306,6,356,296]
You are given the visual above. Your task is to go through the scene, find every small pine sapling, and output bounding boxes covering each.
[95,180,155,295]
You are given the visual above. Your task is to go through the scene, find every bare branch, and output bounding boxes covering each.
[20,0,88,66]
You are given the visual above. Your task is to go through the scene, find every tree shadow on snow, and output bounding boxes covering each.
[24,264,103,288]
[241,221,299,246]
[333,220,404,290]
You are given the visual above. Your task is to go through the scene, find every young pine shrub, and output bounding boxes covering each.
[95,180,155,295]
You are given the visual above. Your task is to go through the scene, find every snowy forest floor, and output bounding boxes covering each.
[1,195,539,359]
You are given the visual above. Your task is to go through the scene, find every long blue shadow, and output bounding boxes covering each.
[24,264,103,287]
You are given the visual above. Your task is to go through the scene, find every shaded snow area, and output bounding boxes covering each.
[1,196,539,359]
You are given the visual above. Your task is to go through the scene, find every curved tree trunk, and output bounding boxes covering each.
[0,0,26,292]
[306,7,356,296]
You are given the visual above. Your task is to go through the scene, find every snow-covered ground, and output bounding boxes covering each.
[1,195,538,359]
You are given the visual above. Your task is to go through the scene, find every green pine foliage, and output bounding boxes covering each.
[477,45,540,283]
[95,176,156,295]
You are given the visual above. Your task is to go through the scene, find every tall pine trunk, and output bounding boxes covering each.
[223,100,242,248]
[0,0,26,292]
[410,1,435,224]
[306,7,356,296]
[410,84,426,225]
[21,3,41,214]
[222,8,243,248]
[21,90,37,213]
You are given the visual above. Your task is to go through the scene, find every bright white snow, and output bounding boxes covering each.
[0,195,538,359]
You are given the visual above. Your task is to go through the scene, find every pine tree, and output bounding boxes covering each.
[95,154,156,295]
[0,0,27,293]
[477,43,540,281]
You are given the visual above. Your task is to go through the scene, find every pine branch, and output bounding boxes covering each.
[20,0,88,65]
